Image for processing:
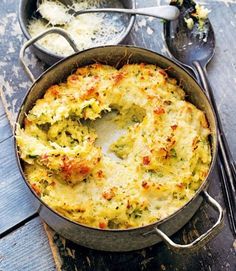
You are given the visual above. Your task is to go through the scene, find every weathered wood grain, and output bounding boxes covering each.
[205,1,236,159]
[0,217,56,271]
[0,174,36,235]
[0,96,12,143]
[0,114,12,143]
[0,99,6,117]
[0,136,36,235]
[0,0,236,270]
[0,137,22,181]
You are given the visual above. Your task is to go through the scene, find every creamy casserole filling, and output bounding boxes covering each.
[16,63,211,229]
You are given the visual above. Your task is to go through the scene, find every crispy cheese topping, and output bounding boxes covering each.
[16,63,211,229]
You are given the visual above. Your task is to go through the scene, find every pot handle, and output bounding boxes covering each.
[154,191,224,253]
[19,27,79,82]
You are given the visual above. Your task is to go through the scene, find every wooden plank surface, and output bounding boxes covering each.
[0,99,6,117]
[0,135,36,235]
[0,115,12,143]
[0,217,56,271]
[0,103,36,235]
[0,0,236,270]
[204,1,236,157]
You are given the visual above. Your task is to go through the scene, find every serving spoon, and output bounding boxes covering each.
[164,0,236,236]
[37,0,180,26]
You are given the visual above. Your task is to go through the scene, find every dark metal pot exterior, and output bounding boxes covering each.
[35,193,203,251]
[15,46,219,252]
[18,0,136,66]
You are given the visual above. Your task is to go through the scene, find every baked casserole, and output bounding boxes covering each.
[16,63,211,229]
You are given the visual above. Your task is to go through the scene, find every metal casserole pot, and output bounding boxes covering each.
[18,0,136,65]
[15,29,223,253]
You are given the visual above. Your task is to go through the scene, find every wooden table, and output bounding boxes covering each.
[0,0,236,270]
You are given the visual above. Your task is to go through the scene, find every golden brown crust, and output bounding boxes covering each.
[16,63,211,229]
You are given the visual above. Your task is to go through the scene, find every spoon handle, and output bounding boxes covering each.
[74,6,180,21]
[193,60,236,235]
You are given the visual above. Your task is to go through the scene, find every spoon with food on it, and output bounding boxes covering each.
[36,0,180,26]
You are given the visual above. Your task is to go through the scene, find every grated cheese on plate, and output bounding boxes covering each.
[38,0,72,25]
[28,0,128,56]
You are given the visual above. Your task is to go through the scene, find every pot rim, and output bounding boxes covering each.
[14,44,218,233]
[18,0,136,60]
